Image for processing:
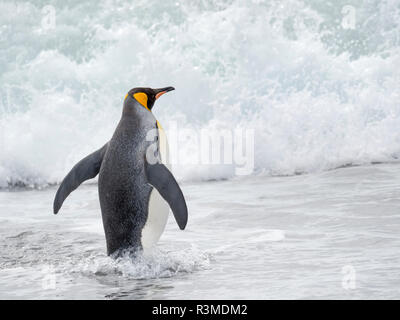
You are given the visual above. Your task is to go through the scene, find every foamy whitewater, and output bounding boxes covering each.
[1,0,400,299]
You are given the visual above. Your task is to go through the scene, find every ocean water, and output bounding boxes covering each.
[1,0,400,299]
[1,163,400,299]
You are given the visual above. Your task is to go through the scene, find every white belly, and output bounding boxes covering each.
[141,188,169,250]
[141,121,170,251]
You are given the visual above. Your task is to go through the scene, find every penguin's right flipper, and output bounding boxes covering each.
[53,143,108,214]
[146,163,188,230]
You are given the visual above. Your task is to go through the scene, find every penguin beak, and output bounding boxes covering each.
[154,87,175,100]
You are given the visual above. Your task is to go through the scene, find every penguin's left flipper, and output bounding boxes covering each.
[146,163,188,230]
[53,143,108,214]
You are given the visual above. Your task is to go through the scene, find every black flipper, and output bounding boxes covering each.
[146,163,188,230]
[53,143,108,214]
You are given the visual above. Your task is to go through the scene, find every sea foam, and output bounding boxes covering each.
[1,0,399,187]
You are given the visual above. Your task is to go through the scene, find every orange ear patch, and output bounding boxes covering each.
[133,92,150,111]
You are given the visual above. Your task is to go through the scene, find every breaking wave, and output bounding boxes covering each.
[1,0,399,187]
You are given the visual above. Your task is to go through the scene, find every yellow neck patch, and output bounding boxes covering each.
[133,92,150,111]
[156,120,168,164]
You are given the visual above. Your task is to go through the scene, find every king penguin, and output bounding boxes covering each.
[53,87,187,256]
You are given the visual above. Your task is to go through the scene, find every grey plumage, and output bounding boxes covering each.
[98,100,156,255]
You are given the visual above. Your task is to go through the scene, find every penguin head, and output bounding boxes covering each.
[125,86,175,111]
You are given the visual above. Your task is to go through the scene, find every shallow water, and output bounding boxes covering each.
[1,162,400,299]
